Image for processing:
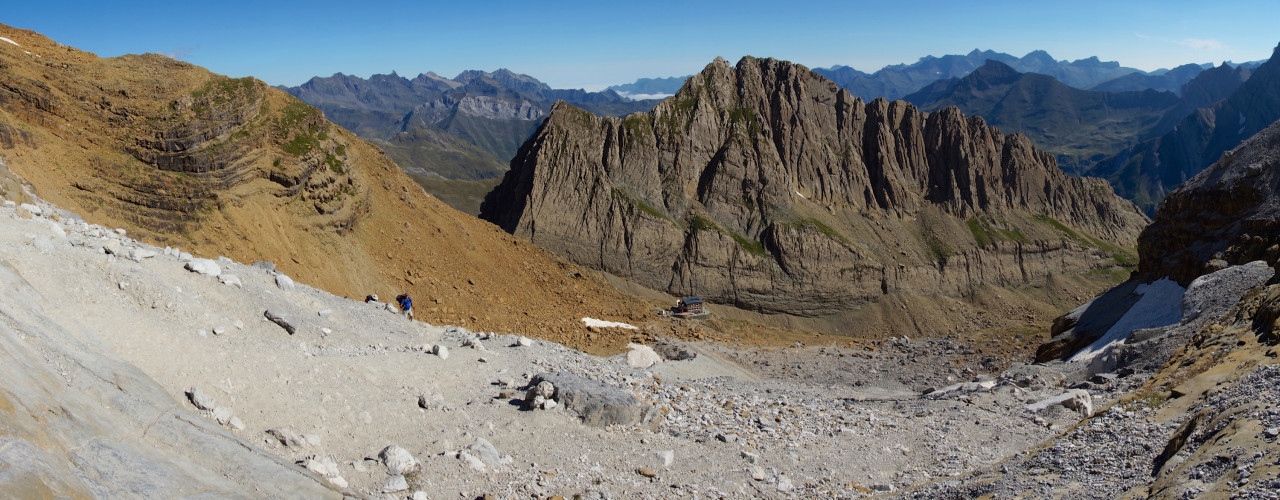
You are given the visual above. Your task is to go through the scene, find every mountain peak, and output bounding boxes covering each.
[482,55,1148,319]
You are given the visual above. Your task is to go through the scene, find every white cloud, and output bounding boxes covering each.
[1134,33,1151,40]
[1175,38,1227,51]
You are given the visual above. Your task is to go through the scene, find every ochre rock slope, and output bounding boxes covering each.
[0,24,654,354]
[1139,117,1280,285]
[481,56,1149,318]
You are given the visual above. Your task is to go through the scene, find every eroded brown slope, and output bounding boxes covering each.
[0,24,653,354]
[482,56,1150,319]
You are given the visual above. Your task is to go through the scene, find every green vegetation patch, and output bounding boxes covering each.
[966,218,993,248]
[687,214,767,257]
[190,76,255,100]
[611,187,673,223]
[324,154,345,174]
[283,133,319,155]
[787,218,850,245]
[730,230,768,256]
[925,233,955,263]
[690,215,717,232]
[1034,214,1084,241]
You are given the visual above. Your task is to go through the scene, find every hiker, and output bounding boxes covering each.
[365,294,378,303]
[395,293,414,319]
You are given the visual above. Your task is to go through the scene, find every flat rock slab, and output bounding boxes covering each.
[532,372,659,428]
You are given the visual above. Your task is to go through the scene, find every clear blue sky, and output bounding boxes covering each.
[4,1,1277,90]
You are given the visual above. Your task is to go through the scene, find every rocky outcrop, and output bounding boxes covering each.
[0,258,338,498]
[481,56,1149,317]
[1138,117,1280,284]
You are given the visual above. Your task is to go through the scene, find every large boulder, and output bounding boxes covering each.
[530,372,661,428]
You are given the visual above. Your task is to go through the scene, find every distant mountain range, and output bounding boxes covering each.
[280,71,660,213]
[604,49,1263,103]
[1089,43,1280,213]
[902,60,1246,176]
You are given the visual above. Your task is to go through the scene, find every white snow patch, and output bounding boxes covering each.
[582,317,638,330]
[0,37,20,47]
[795,190,807,199]
[1069,278,1184,364]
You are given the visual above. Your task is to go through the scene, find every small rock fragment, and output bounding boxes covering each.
[304,455,341,478]
[466,438,507,469]
[654,450,674,467]
[381,475,408,493]
[459,451,486,471]
[750,466,766,481]
[228,416,245,430]
[432,344,449,360]
[265,427,306,447]
[516,336,532,347]
[264,309,297,334]
[275,274,295,291]
[219,274,243,288]
[187,386,216,411]
[213,406,233,425]
[636,467,657,478]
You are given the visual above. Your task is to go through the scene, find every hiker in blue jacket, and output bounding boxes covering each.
[396,293,414,320]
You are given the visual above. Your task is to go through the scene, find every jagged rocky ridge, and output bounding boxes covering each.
[481,56,1149,319]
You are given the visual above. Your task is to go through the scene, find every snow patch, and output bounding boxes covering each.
[1069,278,1185,364]
[795,190,807,199]
[0,37,20,47]
[582,317,638,330]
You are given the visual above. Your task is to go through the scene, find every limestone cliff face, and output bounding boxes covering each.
[1138,118,1280,284]
[481,56,1149,316]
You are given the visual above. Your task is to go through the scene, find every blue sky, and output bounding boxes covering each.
[4,1,1278,90]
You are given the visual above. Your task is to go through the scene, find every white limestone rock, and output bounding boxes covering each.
[184,258,222,277]
[626,343,663,368]
[218,274,243,288]
[212,406,233,425]
[379,445,418,475]
[275,273,295,291]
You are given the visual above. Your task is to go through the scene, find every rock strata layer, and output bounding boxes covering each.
[482,56,1149,316]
